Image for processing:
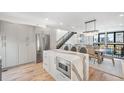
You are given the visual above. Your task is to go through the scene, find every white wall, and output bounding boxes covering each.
[65,34,78,45]
[56,29,68,41]
[49,29,56,49]
[64,32,94,46]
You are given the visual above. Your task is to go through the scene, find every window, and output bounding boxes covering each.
[115,32,123,43]
[107,33,114,43]
[93,34,98,43]
[99,44,106,49]
[115,45,123,54]
[99,34,105,43]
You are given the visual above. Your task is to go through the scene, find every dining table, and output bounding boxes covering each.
[95,49,106,54]
[95,49,106,64]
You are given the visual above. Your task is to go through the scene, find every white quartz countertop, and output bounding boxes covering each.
[48,49,88,56]
[44,49,89,63]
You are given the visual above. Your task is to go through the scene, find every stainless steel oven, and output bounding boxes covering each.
[56,56,71,79]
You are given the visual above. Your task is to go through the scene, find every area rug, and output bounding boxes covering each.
[89,58,124,79]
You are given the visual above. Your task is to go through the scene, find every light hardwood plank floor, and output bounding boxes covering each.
[2,63,123,81]
[2,63,54,81]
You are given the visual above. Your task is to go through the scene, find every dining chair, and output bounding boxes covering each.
[79,47,87,53]
[64,45,69,50]
[87,47,103,64]
[71,46,77,52]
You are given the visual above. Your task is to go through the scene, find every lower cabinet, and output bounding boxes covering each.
[43,51,70,80]
[43,51,50,72]
[43,51,57,79]
[49,52,56,78]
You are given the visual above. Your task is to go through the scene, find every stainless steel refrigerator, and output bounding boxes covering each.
[35,33,50,63]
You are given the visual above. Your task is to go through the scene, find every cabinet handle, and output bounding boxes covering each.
[3,36,6,47]
[1,35,4,48]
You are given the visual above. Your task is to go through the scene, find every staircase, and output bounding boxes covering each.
[56,32,77,49]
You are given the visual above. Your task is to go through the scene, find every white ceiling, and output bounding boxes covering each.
[0,12,124,32]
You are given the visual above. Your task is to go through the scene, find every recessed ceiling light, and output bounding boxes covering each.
[41,25,47,28]
[71,26,75,28]
[119,24,123,26]
[59,22,63,25]
[120,14,124,17]
[56,29,61,31]
[45,18,49,21]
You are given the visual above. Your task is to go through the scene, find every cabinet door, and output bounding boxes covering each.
[49,52,56,78]
[0,22,6,68]
[18,25,36,64]
[27,27,36,63]
[5,22,18,67]
[43,51,50,72]
[18,25,28,64]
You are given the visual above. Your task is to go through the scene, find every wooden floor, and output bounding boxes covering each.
[89,67,123,81]
[2,63,123,81]
[2,63,54,81]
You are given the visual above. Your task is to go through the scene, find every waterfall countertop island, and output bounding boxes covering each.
[43,49,89,81]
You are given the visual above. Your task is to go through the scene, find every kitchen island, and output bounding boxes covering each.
[43,49,89,81]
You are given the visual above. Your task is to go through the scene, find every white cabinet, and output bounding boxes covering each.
[49,51,56,77]
[43,50,89,81]
[18,25,28,64]
[0,20,36,68]
[18,25,36,64]
[43,51,57,78]
[43,51,50,72]
[0,21,6,68]
[4,22,18,67]
[27,28,36,63]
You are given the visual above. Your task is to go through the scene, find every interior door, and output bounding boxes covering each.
[5,22,18,67]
